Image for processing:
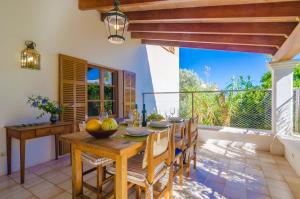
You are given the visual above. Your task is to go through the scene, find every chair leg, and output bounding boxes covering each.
[135,185,141,199]
[186,156,191,177]
[164,190,169,199]
[179,155,184,185]
[145,185,152,199]
[193,145,197,169]
[97,166,104,199]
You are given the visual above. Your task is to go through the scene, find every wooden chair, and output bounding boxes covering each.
[184,116,199,177]
[107,129,173,199]
[171,124,185,185]
[79,123,114,199]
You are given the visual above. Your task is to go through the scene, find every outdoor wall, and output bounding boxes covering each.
[198,126,273,151]
[0,0,179,176]
[144,46,180,115]
[280,137,300,176]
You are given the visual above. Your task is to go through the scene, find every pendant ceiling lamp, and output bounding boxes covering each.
[104,0,128,44]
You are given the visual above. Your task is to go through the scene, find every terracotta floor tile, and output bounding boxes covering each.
[0,178,16,191]
[266,178,290,191]
[28,181,63,199]
[246,183,269,195]
[57,179,72,193]
[41,170,70,184]
[247,189,271,199]
[29,164,53,176]
[224,181,247,199]
[51,191,72,199]
[268,186,294,199]
[0,184,33,199]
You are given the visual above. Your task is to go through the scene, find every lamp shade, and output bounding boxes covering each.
[104,2,128,44]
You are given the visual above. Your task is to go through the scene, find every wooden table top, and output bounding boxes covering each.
[60,131,145,156]
[5,121,72,131]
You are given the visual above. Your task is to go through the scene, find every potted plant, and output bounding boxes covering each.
[27,95,64,123]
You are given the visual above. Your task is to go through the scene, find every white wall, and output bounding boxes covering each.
[0,0,179,175]
[144,46,179,116]
[198,126,273,151]
[279,136,300,176]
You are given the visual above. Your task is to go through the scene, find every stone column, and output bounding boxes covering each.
[269,60,299,155]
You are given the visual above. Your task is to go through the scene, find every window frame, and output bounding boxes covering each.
[87,64,118,118]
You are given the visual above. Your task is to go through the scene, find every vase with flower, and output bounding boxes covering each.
[27,95,64,123]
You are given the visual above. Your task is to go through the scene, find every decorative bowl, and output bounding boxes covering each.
[87,129,118,139]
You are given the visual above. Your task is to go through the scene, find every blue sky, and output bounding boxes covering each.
[179,48,271,89]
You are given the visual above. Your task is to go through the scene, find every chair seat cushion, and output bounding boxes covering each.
[107,154,167,186]
[81,153,114,167]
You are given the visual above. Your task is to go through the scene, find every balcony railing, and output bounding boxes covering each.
[143,89,272,130]
[143,89,300,134]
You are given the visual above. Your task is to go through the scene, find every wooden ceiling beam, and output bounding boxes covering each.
[79,0,300,12]
[128,22,297,37]
[122,2,300,22]
[131,32,285,48]
[142,39,278,55]
[273,23,300,61]
[125,17,298,24]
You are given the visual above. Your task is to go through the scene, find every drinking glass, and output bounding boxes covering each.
[170,107,175,117]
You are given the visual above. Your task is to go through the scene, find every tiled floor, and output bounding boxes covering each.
[1,139,300,199]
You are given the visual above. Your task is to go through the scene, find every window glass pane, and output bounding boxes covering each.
[104,86,114,100]
[87,68,100,83]
[88,102,100,116]
[88,84,100,100]
[104,101,116,115]
[104,71,113,85]
[87,68,100,100]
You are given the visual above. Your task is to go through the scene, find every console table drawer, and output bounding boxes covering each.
[36,128,51,137]
[51,126,66,134]
[21,130,36,139]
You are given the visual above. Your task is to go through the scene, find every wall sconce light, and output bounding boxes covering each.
[21,41,40,70]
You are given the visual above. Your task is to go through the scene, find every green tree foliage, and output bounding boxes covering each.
[179,69,272,129]
[260,63,300,88]
[179,69,204,91]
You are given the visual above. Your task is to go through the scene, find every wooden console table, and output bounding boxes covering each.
[6,122,73,184]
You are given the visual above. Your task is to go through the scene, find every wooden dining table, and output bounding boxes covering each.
[60,130,147,199]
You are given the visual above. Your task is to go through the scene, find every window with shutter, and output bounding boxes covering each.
[87,65,118,117]
[59,54,87,132]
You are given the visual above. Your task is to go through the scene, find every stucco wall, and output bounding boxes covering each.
[144,46,180,115]
[0,0,179,175]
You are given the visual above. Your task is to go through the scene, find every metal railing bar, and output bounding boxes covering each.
[142,89,271,95]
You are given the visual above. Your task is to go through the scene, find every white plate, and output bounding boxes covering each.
[149,121,171,128]
[168,117,184,123]
[126,127,150,137]
[124,119,133,123]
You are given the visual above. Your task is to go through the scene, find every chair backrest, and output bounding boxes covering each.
[170,124,185,162]
[187,116,199,146]
[142,128,172,183]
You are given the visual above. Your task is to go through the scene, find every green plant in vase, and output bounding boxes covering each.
[27,95,64,123]
[147,113,165,122]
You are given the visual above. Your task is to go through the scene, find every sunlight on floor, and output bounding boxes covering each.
[0,139,300,199]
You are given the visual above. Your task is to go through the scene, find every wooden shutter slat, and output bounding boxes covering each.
[59,54,87,133]
[123,71,136,118]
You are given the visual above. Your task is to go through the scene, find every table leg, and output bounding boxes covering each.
[6,134,11,175]
[55,134,59,160]
[169,164,174,199]
[72,146,83,199]
[20,139,25,184]
[115,155,128,199]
